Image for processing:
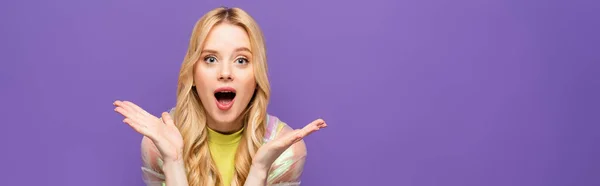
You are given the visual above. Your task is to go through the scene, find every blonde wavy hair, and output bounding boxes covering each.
[172,7,270,186]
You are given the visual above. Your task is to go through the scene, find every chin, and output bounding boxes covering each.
[209,109,242,124]
[205,97,247,126]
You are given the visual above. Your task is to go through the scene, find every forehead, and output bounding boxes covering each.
[203,23,251,51]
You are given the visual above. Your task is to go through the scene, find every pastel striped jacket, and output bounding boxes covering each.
[140,109,307,186]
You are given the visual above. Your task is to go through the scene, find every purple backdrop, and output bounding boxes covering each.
[1,0,599,185]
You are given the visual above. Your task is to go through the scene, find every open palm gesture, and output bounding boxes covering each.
[113,100,184,162]
[252,119,327,170]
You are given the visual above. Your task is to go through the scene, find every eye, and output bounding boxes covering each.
[235,57,249,64]
[204,56,217,63]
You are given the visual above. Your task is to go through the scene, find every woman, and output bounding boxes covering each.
[113,7,327,186]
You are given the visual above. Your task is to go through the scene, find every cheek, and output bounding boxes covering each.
[239,72,256,97]
[194,64,214,83]
[193,66,215,99]
[245,77,256,94]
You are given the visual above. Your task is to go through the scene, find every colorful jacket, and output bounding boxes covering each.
[140,109,307,186]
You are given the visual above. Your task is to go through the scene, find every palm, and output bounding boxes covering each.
[150,116,183,161]
[252,119,327,169]
[114,100,184,162]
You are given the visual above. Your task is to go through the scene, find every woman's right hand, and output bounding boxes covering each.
[114,100,184,163]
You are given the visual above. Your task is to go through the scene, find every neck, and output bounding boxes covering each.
[206,116,244,134]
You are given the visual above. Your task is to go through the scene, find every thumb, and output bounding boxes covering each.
[161,112,175,127]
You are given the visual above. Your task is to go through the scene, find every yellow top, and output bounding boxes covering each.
[207,126,243,186]
[142,111,307,185]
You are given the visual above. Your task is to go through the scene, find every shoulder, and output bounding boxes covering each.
[263,115,297,144]
[263,114,307,153]
[263,114,283,142]
[264,115,308,183]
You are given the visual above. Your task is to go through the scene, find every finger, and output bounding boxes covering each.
[315,119,328,128]
[115,105,151,129]
[114,100,146,121]
[265,130,300,152]
[161,112,175,127]
[115,106,147,126]
[289,130,305,145]
[277,119,327,146]
[117,101,154,124]
[114,106,137,120]
[123,118,147,135]
[124,118,159,141]
[299,119,327,137]
[123,101,152,117]
[114,100,134,113]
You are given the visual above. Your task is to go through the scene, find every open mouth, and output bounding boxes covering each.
[214,91,236,104]
[214,87,236,110]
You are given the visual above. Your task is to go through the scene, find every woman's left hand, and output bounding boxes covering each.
[251,119,327,171]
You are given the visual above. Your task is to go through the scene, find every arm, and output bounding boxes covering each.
[141,130,189,186]
[267,128,307,185]
[243,151,307,186]
[243,164,270,185]
[140,136,166,186]
[244,150,306,186]
[245,119,320,186]
[162,159,189,186]
[114,100,186,186]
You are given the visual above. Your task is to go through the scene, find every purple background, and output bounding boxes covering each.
[1,0,599,185]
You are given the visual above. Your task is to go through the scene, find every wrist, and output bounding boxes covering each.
[251,160,270,172]
[163,152,184,164]
[248,164,269,180]
[162,159,185,172]
[161,158,189,186]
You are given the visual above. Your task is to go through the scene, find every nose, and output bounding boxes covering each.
[218,64,233,81]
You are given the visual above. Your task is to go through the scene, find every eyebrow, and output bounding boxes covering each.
[201,47,252,55]
[234,47,252,53]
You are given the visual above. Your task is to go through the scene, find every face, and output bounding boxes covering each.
[194,23,256,130]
